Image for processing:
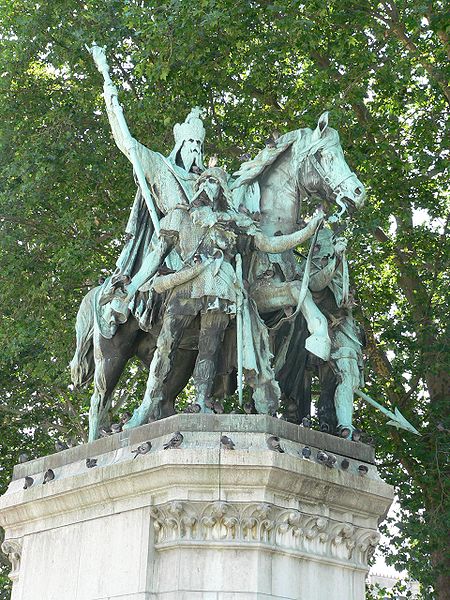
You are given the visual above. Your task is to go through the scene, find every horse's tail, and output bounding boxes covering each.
[70,286,99,387]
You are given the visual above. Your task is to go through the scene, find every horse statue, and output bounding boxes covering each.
[70,109,365,441]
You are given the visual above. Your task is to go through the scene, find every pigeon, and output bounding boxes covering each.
[121,412,132,424]
[23,476,34,490]
[352,429,362,442]
[43,469,55,484]
[341,459,350,470]
[267,436,284,453]
[316,450,329,464]
[18,453,29,464]
[204,398,215,410]
[264,135,277,149]
[301,416,311,428]
[358,464,369,475]
[325,453,337,468]
[301,446,311,459]
[320,422,330,433]
[110,423,122,434]
[132,441,152,459]
[183,403,201,414]
[212,400,224,414]
[100,427,112,437]
[164,432,184,450]
[221,435,235,450]
[55,439,69,452]
[86,458,98,468]
[243,401,255,415]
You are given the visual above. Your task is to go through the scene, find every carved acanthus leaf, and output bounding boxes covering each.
[149,501,381,566]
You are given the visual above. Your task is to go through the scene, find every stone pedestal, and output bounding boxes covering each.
[0,415,393,600]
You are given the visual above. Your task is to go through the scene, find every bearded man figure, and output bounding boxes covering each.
[89,42,207,315]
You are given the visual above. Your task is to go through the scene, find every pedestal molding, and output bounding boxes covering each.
[150,500,380,567]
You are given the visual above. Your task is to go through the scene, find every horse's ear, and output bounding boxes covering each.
[313,112,329,140]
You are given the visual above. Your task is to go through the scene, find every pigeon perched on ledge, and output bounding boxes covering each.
[221,435,235,450]
[301,446,311,459]
[164,432,184,450]
[55,439,68,452]
[352,429,362,442]
[43,469,55,484]
[19,453,30,464]
[132,441,152,459]
[243,401,255,414]
[86,458,98,468]
[301,416,312,428]
[316,450,329,465]
[267,436,284,453]
[23,476,34,490]
[183,403,201,414]
[212,400,224,414]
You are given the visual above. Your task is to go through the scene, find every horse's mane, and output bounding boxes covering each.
[231,125,340,191]
[231,129,310,189]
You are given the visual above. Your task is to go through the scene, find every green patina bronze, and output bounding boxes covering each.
[70,45,418,442]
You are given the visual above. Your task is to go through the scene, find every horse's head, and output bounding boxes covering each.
[296,112,366,219]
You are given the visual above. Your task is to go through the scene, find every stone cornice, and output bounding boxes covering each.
[0,442,392,540]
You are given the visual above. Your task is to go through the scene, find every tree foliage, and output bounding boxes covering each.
[0,1,448,597]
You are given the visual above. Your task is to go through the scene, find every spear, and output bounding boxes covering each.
[354,389,420,435]
[235,254,244,406]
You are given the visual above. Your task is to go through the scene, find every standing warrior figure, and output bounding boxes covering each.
[308,227,365,438]
[120,166,324,429]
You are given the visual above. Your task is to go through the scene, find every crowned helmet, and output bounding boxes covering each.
[169,107,205,169]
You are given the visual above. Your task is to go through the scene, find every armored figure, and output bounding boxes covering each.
[308,227,365,438]
[121,166,325,428]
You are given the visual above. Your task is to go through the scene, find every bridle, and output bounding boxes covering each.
[296,135,360,221]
